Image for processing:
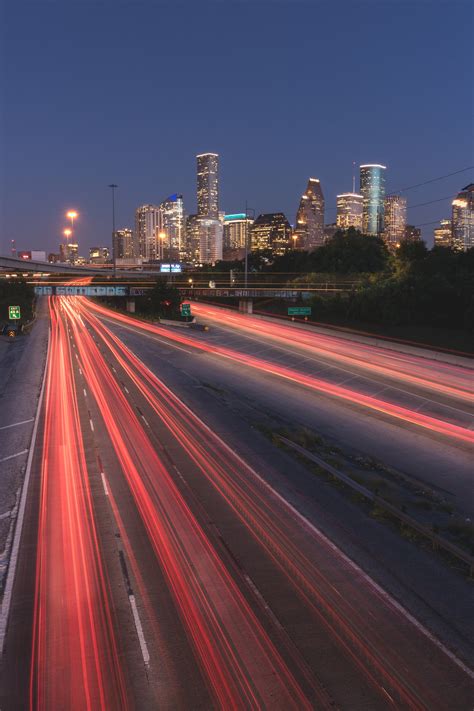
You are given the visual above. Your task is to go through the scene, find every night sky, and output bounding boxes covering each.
[1,0,473,255]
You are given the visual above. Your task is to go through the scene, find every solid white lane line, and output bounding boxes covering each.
[0,419,34,431]
[129,595,150,667]
[0,326,50,655]
[100,472,109,496]
[0,450,29,464]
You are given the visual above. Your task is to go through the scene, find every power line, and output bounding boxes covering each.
[407,195,453,209]
[387,166,474,195]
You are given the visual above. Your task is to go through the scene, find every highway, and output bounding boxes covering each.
[1,296,473,709]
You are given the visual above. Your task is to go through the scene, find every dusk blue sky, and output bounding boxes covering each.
[1,0,473,255]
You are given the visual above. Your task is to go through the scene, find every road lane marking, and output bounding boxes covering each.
[83,388,87,398]
[100,472,109,496]
[0,418,34,431]
[0,450,29,463]
[129,594,150,667]
[89,419,94,432]
[141,415,150,428]
[0,325,50,654]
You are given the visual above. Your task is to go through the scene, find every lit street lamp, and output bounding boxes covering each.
[66,210,78,230]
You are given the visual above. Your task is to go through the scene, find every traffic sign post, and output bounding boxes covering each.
[181,303,192,320]
[287,306,311,317]
[8,305,21,320]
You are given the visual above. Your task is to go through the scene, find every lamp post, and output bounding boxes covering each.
[66,210,78,230]
[63,229,72,264]
[108,184,118,278]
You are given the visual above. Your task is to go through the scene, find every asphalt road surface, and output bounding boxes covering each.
[1,297,473,710]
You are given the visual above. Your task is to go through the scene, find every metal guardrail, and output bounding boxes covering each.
[277,436,474,576]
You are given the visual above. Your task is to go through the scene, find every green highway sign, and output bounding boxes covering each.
[8,305,21,320]
[288,306,311,316]
[181,303,192,317]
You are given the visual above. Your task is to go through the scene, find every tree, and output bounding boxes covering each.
[312,228,389,273]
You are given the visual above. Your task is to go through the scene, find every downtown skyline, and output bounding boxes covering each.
[1,1,472,255]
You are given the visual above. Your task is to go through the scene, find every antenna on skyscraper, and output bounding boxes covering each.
[352,161,356,193]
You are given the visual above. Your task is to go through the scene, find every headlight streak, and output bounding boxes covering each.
[85,300,474,445]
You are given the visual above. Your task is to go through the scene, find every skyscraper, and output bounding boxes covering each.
[196,152,221,263]
[197,153,219,219]
[452,184,474,251]
[185,214,201,263]
[113,228,134,259]
[223,213,254,253]
[360,164,386,235]
[159,194,185,261]
[251,213,291,254]
[294,178,325,249]
[383,195,407,247]
[404,225,421,243]
[135,205,160,261]
[198,218,223,263]
[336,193,363,230]
[433,219,452,248]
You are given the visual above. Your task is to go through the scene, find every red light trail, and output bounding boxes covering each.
[29,299,128,710]
[85,300,474,445]
[61,298,318,709]
[68,296,469,710]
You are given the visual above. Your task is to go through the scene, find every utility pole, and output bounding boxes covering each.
[244,200,249,288]
[108,184,118,278]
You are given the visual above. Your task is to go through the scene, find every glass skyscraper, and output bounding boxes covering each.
[360,164,386,236]
[336,193,363,230]
[383,195,407,247]
[294,178,325,249]
[134,204,160,261]
[452,184,474,251]
[197,153,219,219]
[159,194,185,261]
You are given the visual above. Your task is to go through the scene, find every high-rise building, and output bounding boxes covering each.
[59,241,79,264]
[184,214,201,262]
[404,225,421,243]
[360,164,386,235]
[113,228,134,259]
[452,184,474,251]
[223,213,254,253]
[324,224,338,241]
[294,178,325,249]
[197,153,219,219]
[89,247,109,263]
[251,213,291,255]
[383,195,407,247]
[159,194,185,261]
[135,205,160,261]
[433,219,452,248]
[336,193,363,230]
[198,218,223,264]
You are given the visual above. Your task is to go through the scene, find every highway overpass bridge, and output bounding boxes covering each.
[0,254,159,277]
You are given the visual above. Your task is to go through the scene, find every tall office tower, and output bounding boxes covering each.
[336,193,363,230]
[159,194,185,261]
[360,164,386,235]
[113,228,134,259]
[382,195,407,247]
[223,213,254,252]
[294,178,325,249]
[135,205,161,261]
[433,219,452,248]
[184,214,201,262]
[452,184,474,251]
[197,153,219,219]
[89,247,109,264]
[198,218,223,263]
[251,213,291,255]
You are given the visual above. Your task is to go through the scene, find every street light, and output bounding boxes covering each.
[63,228,72,239]
[66,210,78,229]
[108,185,118,278]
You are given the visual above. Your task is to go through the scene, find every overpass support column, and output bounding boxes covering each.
[238,299,253,314]
[126,299,135,313]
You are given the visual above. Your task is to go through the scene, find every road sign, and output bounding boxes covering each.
[8,305,21,320]
[287,306,311,316]
[160,263,182,273]
[181,303,192,317]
